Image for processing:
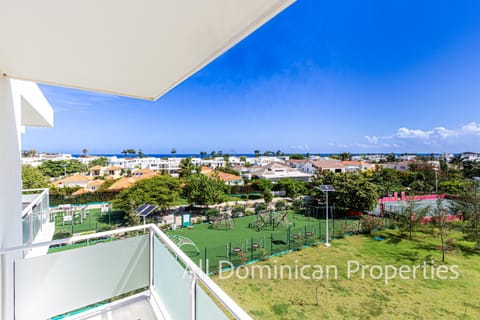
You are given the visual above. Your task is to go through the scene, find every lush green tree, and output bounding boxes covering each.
[171,148,177,156]
[453,189,480,248]
[369,167,403,195]
[449,154,466,170]
[183,174,230,206]
[263,188,273,204]
[385,153,397,162]
[38,160,87,177]
[200,151,207,158]
[338,152,352,161]
[240,156,247,162]
[462,160,480,179]
[113,175,181,225]
[88,157,108,167]
[251,179,273,192]
[82,148,88,157]
[275,150,282,157]
[289,153,306,160]
[274,178,307,198]
[438,179,471,195]
[22,165,49,189]
[291,197,305,211]
[263,150,274,156]
[179,157,196,178]
[312,171,379,213]
[138,149,145,158]
[254,150,260,157]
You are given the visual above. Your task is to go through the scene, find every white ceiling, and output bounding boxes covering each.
[0,0,294,100]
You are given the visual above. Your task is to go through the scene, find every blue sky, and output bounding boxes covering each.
[25,0,480,154]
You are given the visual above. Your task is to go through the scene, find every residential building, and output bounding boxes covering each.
[341,161,375,172]
[379,161,412,172]
[53,174,93,189]
[310,160,346,173]
[206,171,244,186]
[89,165,105,177]
[105,165,122,179]
[250,162,311,182]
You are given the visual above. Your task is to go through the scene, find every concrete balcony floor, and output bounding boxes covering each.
[67,294,163,320]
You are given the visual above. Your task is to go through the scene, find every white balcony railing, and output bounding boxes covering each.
[0,224,252,320]
[21,188,50,246]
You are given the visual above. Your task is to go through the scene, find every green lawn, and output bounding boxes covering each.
[167,211,362,272]
[214,228,480,319]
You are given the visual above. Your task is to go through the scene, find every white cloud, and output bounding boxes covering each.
[396,127,433,139]
[462,122,480,135]
[365,135,378,144]
[434,127,458,139]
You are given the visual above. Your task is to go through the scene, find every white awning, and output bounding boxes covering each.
[0,0,295,100]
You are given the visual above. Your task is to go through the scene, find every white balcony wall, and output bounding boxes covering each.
[14,235,149,320]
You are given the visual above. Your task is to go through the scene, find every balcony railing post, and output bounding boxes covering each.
[190,273,197,320]
[149,227,154,292]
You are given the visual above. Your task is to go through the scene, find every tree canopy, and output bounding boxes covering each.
[183,174,230,206]
[312,171,379,212]
[38,160,87,177]
[22,165,49,189]
[113,175,181,225]
[88,157,108,167]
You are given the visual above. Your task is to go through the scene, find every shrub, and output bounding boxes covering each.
[255,203,268,214]
[360,215,384,234]
[97,224,114,232]
[245,209,255,216]
[205,208,219,221]
[53,230,72,240]
[231,206,245,218]
[275,200,287,211]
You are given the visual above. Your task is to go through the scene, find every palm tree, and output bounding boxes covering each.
[138,149,144,158]
[179,157,195,177]
[449,154,466,170]
[254,150,260,157]
[210,150,216,157]
[82,148,88,157]
[275,150,282,157]
[339,152,352,161]
[200,151,207,158]
[171,148,177,157]
[121,149,128,157]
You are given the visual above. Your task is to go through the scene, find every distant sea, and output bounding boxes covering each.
[71,153,440,158]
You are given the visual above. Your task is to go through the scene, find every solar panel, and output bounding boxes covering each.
[319,185,335,192]
[137,205,157,217]
[135,204,148,214]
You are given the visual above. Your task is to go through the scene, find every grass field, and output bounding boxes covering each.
[53,208,124,234]
[213,228,480,319]
[167,211,362,272]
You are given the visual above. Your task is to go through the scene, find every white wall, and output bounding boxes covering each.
[0,77,23,320]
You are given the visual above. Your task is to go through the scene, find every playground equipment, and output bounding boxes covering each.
[55,204,89,226]
[248,210,292,231]
[227,237,266,258]
[209,211,234,230]
[168,234,200,256]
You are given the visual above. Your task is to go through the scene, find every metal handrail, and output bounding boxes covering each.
[0,224,253,320]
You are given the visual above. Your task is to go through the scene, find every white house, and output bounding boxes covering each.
[250,162,311,182]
